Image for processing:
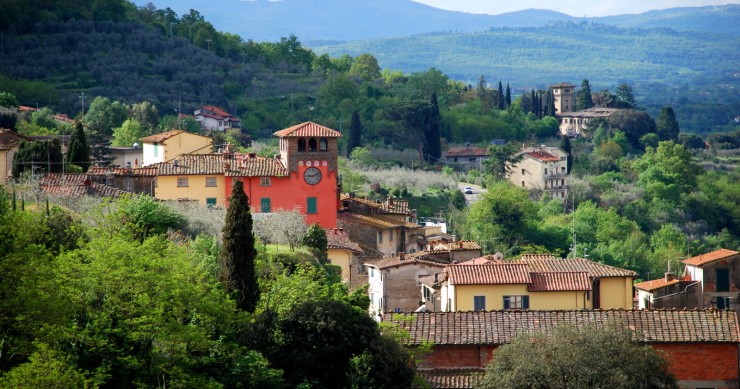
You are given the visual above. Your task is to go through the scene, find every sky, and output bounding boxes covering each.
[412,0,739,17]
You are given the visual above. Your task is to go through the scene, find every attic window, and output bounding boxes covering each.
[308,138,317,152]
[298,138,306,152]
[319,138,328,151]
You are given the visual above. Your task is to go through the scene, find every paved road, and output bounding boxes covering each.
[457,182,487,207]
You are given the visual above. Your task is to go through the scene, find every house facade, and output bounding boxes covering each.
[389,310,740,389]
[152,122,341,228]
[637,249,740,311]
[558,107,619,137]
[108,145,143,168]
[193,105,240,132]
[444,146,488,171]
[551,82,575,115]
[507,146,569,199]
[326,228,365,288]
[0,130,31,184]
[140,130,213,166]
[366,255,448,315]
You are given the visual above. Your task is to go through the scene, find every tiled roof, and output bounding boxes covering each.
[198,105,233,118]
[340,194,411,215]
[528,272,591,292]
[445,147,488,157]
[0,129,31,146]
[388,310,740,345]
[273,122,341,138]
[339,213,418,229]
[369,256,448,271]
[40,173,130,198]
[526,151,560,162]
[428,240,481,251]
[634,277,681,292]
[326,228,363,253]
[87,166,157,176]
[458,257,499,265]
[682,248,739,267]
[519,257,638,278]
[140,130,183,143]
[151,154,288,177]
[559,107,619,119]
[447,263,531,285]
[415,368,484,389]
[519,253,558,261]
[551,82,576,88]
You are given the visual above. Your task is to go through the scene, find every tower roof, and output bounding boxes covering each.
[273,122,341,138]
[550,82,576,88]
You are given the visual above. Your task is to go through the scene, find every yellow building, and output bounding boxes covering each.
[140,130,213,166]
[439,254,636,311]
[326,228,365,289]
[0,130,31,184]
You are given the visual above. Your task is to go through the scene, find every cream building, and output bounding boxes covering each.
[558,107,619,137]
[140,130,213,166]
[508,146,569,199]
[551,82,575,115]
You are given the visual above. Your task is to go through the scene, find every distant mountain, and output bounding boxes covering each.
[131,0,740,41]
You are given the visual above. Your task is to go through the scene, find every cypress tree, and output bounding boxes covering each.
[347,110,362,157]
[505,82,512,108]
[67,121,90,172]
[576,79,594,111]
[560,135,573,174]
[656,105,680,142]
[49,138,64,173]
[425,93,442,164]
[546,90,556,117]
[498,81,505,110]
[530,89,536,115]
[219,180,259,312]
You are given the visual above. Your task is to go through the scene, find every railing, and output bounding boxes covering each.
[544,185,569,191]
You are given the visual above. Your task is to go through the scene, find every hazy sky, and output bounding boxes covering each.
[412,0,738,17]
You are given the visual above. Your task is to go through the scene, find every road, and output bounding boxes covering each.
[457,182,487,207]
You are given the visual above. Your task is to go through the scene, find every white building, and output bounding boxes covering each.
[508,146,569,199]
[193,105,240,132]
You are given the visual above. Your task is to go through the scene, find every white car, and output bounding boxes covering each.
[464,186,473,194]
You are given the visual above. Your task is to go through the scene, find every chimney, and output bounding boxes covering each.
[173,159,179,167]
[434,273,438,283]
[665,272,675,282]
[248,152,256,158]
[399,252,405,261]
[458,241,463,249]
[126,161,132,173]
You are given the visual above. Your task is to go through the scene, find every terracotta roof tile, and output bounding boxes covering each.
[634,278,681,292]
[447,263,531,285]
[528,272,591,291]
[151,154,287,177]
[339,213,418,229]
[139,130,185,143]
[445,147,488,157]
[340,194,411,214]
[428,240,481,251]
[519,257,637,278]
[40,173,131,198]
[458,257,499,265]
[388,310,740,345]
[273,122,341,138]
[325,228,363,253]
[87,166,157,176]
[551,82,576,88]
[369,256,448,271]
[415,368,484,389]
[682,249,739,267]
[526,151,560,162]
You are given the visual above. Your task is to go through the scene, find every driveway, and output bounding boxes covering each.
[457,182,487,207]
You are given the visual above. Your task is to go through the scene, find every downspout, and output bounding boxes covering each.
[651,281,701,302]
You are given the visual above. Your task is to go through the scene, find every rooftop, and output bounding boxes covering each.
[151,153,288,177]
[339,212,418,229]
[388,309,740,346]
[519,256,638,278]
[273,122,341,138]
[325,228,363,253]
[40,173,131,198]
[139,130,211,143]
[528,271,591,292]
[682,248,739,267]
[559,107,620,119]
[445,146,488,157]
[633,277,682,292]
[447,263,531,285]
[415,368,484,389]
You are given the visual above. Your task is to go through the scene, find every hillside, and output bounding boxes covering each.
[131,0,740,41]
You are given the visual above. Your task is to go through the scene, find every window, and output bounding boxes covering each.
[717,269,730,292]
[453,157,458,162]
[474,296,486,311]
[544,168,548,175]
[260,177,271,186]
[153,142,159,157]
[205,177,217,187]
[469,157,476,162]
[206,198,216,207]
[177,177,188,187]
[423,287,432,301]
[307,197,317,214]
[389,230,393,241]
[308,138,317,152]
[260,198,271,213]
[297,138,306,152]
[521,181,525,187]
[521,168,525,175]
[378,230,383,243]
[717,296,730,310]
[319,138,328,151]
[503,295,529,310]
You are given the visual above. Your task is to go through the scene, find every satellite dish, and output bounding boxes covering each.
[493,252,504,260]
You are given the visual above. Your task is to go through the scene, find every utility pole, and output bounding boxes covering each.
[205,39,212,51]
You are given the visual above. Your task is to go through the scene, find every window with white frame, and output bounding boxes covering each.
[503,295,529,310]
[260,177,271,186]
[177,177,189,187]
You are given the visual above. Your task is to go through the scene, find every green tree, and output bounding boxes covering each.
[426,93,442,163]
[383,100,435,163]
[615,83,637,109]
[479,324,677,389]
[111,119,145,147]
[115,195,186,241]
[483,143,523,181]
[83,96,127,135]
[347,110,362,157]
[497,81,505,110]
[633,141,701,204]
[219,180,259,312]
[402,68,449,101]
[128,101,160,134]
[0,91,18,108]
[576,79,594,111]
[317,73,359,108]
[348,53,382,82]
[477,76,493,111]
[252,300,414,389]
[656,105,680,142]
[302,223,328,263]
[505,82,511,108]
[608,109,657,149]
[66,121,90,172]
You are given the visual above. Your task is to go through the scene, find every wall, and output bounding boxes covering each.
[420,345,495,369]
[653,343,739,389]
[367,265,384,314]
[528,291,588,310]
[156,175,227,206]
[599,277,634,309]
[697,257,740,310]
[327,248,352,283]
[0,148,15,184]
[383,262,445,313]
[455,284,529,311]
[164,134,213,162]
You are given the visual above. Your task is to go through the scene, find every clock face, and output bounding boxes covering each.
[303,167,322,185]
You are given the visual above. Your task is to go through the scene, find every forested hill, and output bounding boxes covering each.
[131,0,740,42]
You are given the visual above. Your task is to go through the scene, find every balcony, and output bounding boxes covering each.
[544,185,569,192]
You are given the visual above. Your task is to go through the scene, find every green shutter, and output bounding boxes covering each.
[503,296,510,310]
[206,198,217,207]
[523,296,530,310]
[307,197,317,214]
[260,198,271,213]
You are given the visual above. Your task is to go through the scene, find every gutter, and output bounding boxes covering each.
[651,281,701,301]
